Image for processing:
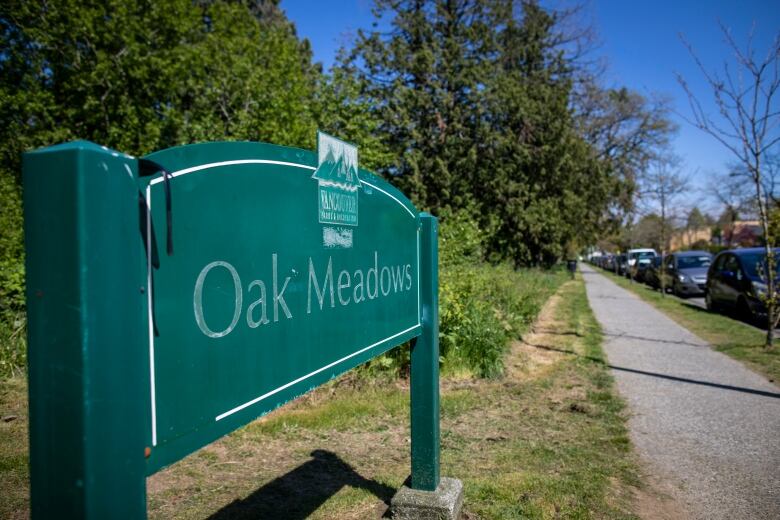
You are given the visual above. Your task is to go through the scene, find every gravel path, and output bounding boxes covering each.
[581,264,780,520]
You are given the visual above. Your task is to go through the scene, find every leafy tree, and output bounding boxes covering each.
[0,0,323,335]
[171,2,320,147]
[575,84,675,228]
[684,206,709,243]
[632,213,665,252]
[686,207,709,230]
[0,0,321,164]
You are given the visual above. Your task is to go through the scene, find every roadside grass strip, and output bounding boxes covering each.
[602,271,780,384]
[0,376,26,519]
[0,275,639,519]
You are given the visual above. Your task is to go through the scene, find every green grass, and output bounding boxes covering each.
[601,269,780,384]
[452,278,639,519]
[0,316,26,379]
[0,274,638,519]
[0,376,28,519]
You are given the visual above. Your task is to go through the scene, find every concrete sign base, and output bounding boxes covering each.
[391,477,464,520]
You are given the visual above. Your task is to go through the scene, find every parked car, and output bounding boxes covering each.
[603,254,615,271]
[634,258,655,283]
[644,256,664,289]
[705,248,780,320]
[660,251,712,297]
[615,254,628,276]
[627,248,657,280]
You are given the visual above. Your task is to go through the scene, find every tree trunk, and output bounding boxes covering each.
[754,169,774,349]
[660,191,666,297]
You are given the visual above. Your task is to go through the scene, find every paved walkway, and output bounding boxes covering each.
[581,265,780,520]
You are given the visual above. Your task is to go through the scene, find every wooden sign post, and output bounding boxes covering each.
[23,136,462,518]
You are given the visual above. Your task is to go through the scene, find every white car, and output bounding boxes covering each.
[627,248,658,267]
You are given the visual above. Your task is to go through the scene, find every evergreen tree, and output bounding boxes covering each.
[345,0,497,210]
[480,1,606,265]
[343,0,652,266]
[315,55,394,172]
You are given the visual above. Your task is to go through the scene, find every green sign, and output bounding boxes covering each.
[23,138,441,518]
[142,140,420,471]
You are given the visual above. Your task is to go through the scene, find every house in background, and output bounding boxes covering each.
[669,220,763,251]
[670,227,712,251]
[712,220,763,248]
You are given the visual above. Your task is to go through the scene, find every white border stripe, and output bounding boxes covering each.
[144,156,421,438]
[215,324,420,421]
[360,179,416,218]
[149,159,315,185]
[148,158,417,219]
[417,228,422,325]
[146,185,158,446]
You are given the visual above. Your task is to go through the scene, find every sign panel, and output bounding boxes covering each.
[141,141,421,471]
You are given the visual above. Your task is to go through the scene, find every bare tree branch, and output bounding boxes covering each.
[678,22,780,346]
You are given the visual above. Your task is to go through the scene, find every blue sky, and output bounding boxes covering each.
[281,0,779,214]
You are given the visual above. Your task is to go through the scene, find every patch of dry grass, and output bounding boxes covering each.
[0,376,28,520]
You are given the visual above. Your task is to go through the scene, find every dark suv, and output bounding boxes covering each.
[706,248,780,320]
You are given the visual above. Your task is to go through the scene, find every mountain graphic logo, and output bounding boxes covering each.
[313,132,360,227]
[313,132,360,189]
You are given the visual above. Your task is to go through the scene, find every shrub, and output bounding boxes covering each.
[0,173,26,377]
[366,207,567,379]
[439,262,565,378]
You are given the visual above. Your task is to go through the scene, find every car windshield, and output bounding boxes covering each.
[677,256,711,269]
[631,252,655,260]
[739,252,780,278]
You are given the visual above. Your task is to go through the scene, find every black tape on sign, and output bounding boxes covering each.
[138,158,174,255]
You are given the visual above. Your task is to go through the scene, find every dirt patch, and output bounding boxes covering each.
[632,473,690,520]
[509,283,581,380]
[147,387,411,519]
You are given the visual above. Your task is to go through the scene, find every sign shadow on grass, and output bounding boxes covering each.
[208,450,396,519]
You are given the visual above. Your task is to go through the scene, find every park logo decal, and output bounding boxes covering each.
[313,131,360,227]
